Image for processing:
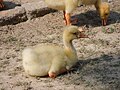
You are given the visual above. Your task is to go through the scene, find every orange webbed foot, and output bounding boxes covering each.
[49,72,56,79]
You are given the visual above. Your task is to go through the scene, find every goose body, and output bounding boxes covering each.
[45,0,80,25]
[22,44,67,76]
[80,0,110,26]
[22,26,86,78]
[80,0,97,5]
[45,0,79,13]
[45,0,110,26]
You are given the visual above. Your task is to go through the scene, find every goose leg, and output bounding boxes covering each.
[49,72,56,78]
[48,58,66,78]
[49,68,67,78]
[63,11,67,25]
[0,0,4,9]
[64,12,78,25]
[65,12,71,25]
[102,18,107,26]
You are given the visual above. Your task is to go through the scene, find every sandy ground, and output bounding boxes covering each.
[0,0,120,90]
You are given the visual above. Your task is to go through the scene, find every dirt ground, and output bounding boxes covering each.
[0,0,120,90]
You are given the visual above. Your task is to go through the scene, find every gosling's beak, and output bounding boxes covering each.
[102,18,107,26]
[78,27,89,38]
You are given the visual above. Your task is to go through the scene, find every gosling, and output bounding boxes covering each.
[22,25,88,78]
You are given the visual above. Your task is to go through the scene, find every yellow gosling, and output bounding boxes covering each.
[81,0,110,26]
[45,0,81,25]
[22,25,88,78]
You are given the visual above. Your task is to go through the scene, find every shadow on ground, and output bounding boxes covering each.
[66,54,120,89]
[72,10,120,27]
[2,1,21,10]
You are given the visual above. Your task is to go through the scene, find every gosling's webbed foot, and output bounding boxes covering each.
[49,72,56,78]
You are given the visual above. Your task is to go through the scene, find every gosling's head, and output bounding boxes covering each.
[98,2,110,26]
[63,25,88,41]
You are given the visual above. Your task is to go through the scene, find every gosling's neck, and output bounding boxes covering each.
[63,38,78,70]
[95,0,102,9]
[63,38,77,61]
